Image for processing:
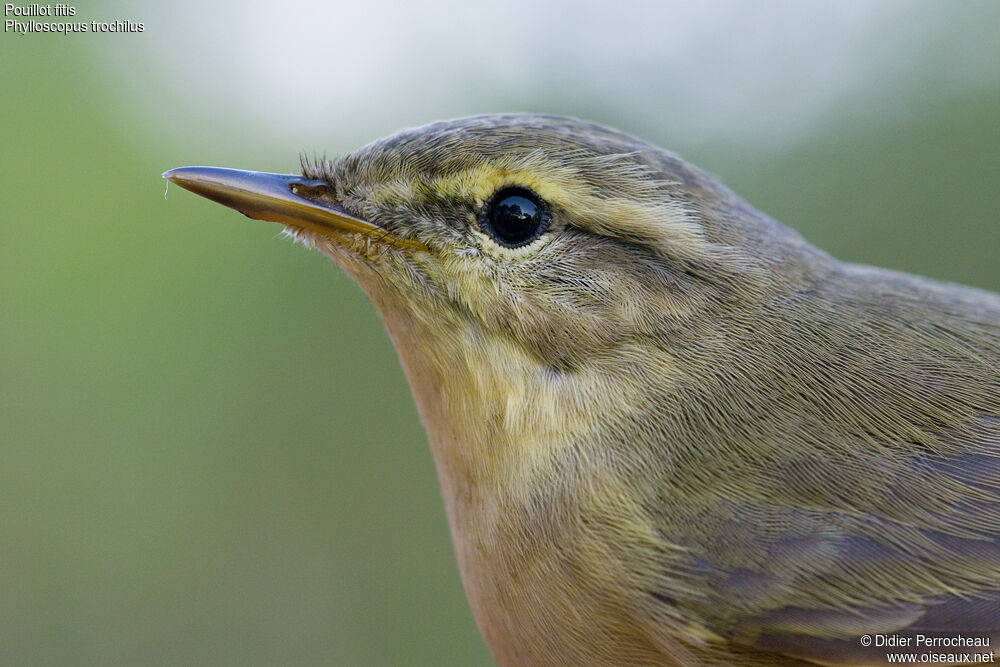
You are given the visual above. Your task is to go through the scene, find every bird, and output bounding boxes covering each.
[164,114,1000,666]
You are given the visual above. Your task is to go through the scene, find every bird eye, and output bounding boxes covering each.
[480,186,551,248]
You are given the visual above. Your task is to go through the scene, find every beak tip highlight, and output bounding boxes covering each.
[162,166,215,186]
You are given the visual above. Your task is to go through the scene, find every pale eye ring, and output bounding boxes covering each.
[479,186,551,247]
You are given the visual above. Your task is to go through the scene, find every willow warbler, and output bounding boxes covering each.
[164,115,999,666]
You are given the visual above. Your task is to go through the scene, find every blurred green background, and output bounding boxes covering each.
[2,1,998,665]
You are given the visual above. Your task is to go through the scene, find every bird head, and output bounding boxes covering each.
[165,115,799,368]
[163,114,817,482]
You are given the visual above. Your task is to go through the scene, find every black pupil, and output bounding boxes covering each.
[486,188,547,246]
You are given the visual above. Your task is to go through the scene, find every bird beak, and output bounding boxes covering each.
[162,166,424,250]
